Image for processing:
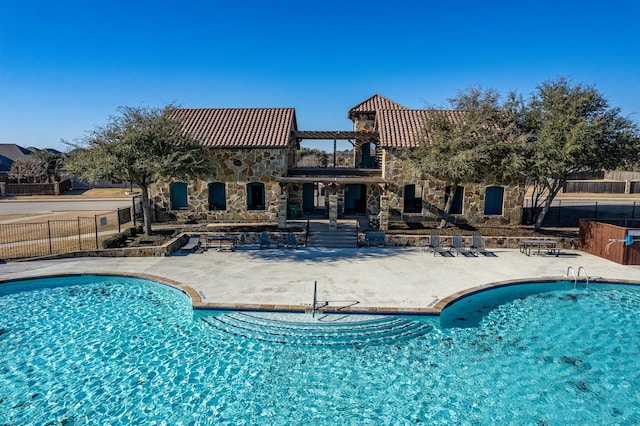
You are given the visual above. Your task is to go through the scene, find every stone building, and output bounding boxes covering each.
[151,95,524,229]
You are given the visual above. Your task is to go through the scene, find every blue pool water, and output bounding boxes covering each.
[1,275,639,424]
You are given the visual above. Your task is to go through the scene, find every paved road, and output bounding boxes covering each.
[0,199,133,215]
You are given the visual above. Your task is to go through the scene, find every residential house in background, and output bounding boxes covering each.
[151,95,525,229]
[0,144,33,178]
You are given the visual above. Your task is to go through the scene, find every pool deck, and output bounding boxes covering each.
[2,247,640,314]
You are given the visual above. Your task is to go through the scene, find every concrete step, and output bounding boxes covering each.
[306,222,358,248]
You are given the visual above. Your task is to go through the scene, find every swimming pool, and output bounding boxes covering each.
[1,275,639,424]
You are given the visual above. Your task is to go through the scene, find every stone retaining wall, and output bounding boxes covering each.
[31,234,189,260]
[359,233,578,250]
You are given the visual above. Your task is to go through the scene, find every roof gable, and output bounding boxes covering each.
[377,109,467,148]
[0,144,32,161]
[169,108,297,148]
[0,154,13,172]
[348,94,408,119]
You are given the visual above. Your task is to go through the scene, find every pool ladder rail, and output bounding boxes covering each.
[311,280,329,318]
[566,266,590,289]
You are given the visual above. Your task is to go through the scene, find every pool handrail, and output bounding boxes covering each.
[577,266,589,289]
[566,266,577,286]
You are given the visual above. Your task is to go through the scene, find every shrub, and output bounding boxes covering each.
[122,227,137,238]
[102,233,127,249]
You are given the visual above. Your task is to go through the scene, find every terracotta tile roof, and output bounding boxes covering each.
[168,108,297,148]
[348,94,407,119]
[377,109,467,148]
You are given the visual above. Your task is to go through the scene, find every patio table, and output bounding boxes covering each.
[205,235,237,251]
[520,239,560,256]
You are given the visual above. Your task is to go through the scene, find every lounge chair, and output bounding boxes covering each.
[424,235,453,257]
[471,234,496,257]
[451,235,477,257]
[259,232,271,249]
[285,232,298,249]
[181,235,201,253]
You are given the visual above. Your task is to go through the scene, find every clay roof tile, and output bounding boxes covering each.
[168,108,297,148]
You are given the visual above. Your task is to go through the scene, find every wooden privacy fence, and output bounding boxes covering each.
[0,207,134,260]
[1,179,73,196]
[579,219,640,265]
[563,180,640,194]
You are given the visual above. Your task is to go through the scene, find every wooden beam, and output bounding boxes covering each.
[292,130,378,140]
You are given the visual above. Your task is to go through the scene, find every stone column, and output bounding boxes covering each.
[328,194,338,230]
[379,195,390,231]
[625,180,631,195]
[278,194,287,229]
[0,182,5,197]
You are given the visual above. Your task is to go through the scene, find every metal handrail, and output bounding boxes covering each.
[567,266,577,287]
[312,280,317,318]
[305,218,310,247]
[577,266,589,289]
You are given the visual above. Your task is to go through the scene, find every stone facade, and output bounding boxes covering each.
[152,142,524,225]
[152,148,290,222]
[383,149,524,225]
[150,96,526,227]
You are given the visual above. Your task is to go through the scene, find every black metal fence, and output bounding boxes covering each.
[0,207,134,260]
[523,200,639,228]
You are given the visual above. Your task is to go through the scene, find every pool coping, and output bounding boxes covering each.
[3,272,639,316]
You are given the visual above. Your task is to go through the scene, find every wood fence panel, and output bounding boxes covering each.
[579,219,625,263]
[580,219,640,265]
[605,171,640,181]
[564,181,626,194]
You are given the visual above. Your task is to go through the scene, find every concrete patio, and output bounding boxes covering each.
[2,246,640,314]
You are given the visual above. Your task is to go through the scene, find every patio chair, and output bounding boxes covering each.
[285,232,298,249]
[471,234,496,257]
[259,231,271,249]
[424,235,453,257]
[451,235,477,257]
[181,235,201,253]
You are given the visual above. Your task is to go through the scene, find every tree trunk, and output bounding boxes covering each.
[140,185,153,236]
[438,183,456,229]
[533,183,563,232]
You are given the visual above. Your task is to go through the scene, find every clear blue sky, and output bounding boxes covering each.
[1,0,639,152]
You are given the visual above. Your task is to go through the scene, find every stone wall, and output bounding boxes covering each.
[39,233,189,259]
[382,149,524,225]
[152,148,289,222]
[358,233,578,250]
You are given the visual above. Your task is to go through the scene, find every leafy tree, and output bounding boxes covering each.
[411,86,530,228]
[297,147,329,167]
[524,78,640,231]
[9,156,46,183]
[30,150,66,182]
[66,105,215,235]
